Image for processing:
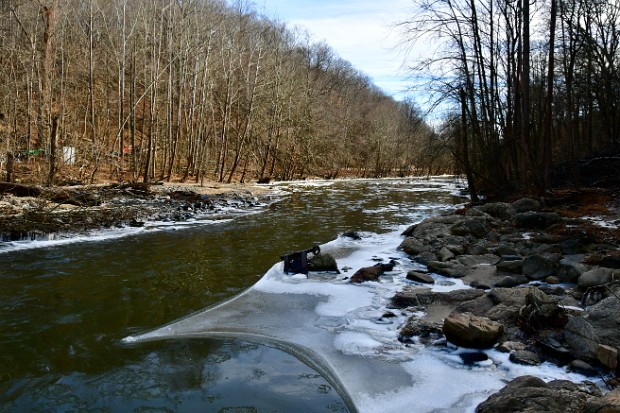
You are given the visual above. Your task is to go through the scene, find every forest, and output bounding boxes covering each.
[0,0,441,187]
[399,0,620,198]
[0,0,619,197]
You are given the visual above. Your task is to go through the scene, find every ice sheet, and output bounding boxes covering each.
[123,228,595,413]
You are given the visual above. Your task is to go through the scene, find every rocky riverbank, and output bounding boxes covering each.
[390,188,620,411]
[0,181,276,242]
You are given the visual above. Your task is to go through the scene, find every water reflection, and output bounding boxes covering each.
[0,177,465,411]
[4,339,347,413]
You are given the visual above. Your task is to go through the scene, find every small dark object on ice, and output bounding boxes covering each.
[281,245,321,275]
[349,260,397,283]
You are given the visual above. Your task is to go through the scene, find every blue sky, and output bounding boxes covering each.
[256,0,414,101]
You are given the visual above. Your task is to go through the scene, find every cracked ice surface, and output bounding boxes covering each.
[123,224,594,413]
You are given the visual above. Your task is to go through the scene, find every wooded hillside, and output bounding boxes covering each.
[399,0,620,198]
[0,0,442,186]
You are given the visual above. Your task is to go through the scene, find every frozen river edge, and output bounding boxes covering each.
[123,188,620,413]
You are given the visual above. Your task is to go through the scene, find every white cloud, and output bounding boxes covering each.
[258,0,414,100]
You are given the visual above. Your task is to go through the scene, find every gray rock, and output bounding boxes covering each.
[585,297,620,349]
[427,260,468,278]
[509,350,542,366]
[564,316,600,359]
[450,217,488,238]
[578,267,613,289]
[307,253,339,273]
[477,202,512,220]
[496,341,527,353]
[584,388,620,413]
[494,276,519,288]
[442,312,504,349]
[522,255,554,280]
[558,258,589,283]
[496,258,524,273]
[466,243,489,256]
[511,197,542,213]
[436,246,455,262]
[476,375,600,413]
[568,359,598,376]
[406,271,435,284]
[399,237,430,255]
[513,211,563,229]
[415,251,437,265]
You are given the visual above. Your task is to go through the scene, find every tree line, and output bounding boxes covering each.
[0,0,446,186]
[399,0,620,199]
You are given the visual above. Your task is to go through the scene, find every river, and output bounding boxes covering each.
[0,177,466,412]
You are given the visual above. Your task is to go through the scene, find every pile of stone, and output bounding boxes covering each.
[391,196,620,411]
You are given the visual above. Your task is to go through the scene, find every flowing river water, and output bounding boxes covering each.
[0,178,466,412]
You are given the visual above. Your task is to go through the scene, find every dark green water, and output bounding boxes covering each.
[0,178,464,412]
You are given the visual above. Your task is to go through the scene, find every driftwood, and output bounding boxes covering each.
[0,182,43,197]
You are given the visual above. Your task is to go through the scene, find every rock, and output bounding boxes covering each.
[509,350,542,366]
[391,288,484,308]
[406,271,435,284]
[399,319,443,344]
[511,197,542,213]
[427,260,468,278]
[578,267,614,289]
[342,231,362,240]
[415,251,437,265]
[568,359,598,376]
[436,246,455,262]
[450,217,488,238]
[596,344,618,370]
[466,243,489,255]
[494,276,519,288]
[349,260,396,283]
[496,341,527,353]
[496,257,524,274]
[559,239,584,255]
[600,255,620,269]
[307,253,340,273]
[477,202,512,220]
[584,388,620,413]
[587,297,620,349]
[476,375,595,413]
[558,258,589,283]
[399,237,430,255]
[564,316,600,359]
[513,211,563,229]
[517,289,567,331]
[522,255,554,280]
[442,312,504,349]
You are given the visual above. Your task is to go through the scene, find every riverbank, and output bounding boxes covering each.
[391,187,620,411]
[0,181,278,242]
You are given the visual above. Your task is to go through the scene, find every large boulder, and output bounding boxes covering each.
[442,312,504,349]
[399,237,430,255]
[511,197,542,213]
[585,296,620,349]
[307,253,339,273]
[522,255,554,280]
[476,375,600,413]
[450,217,489,239]
[513,211,563,229]
[564,316,600,360]
[578,267,614,289]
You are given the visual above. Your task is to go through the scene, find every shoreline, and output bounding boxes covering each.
[0,181,280,243]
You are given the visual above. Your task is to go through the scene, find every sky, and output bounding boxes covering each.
[256,0,415,102]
